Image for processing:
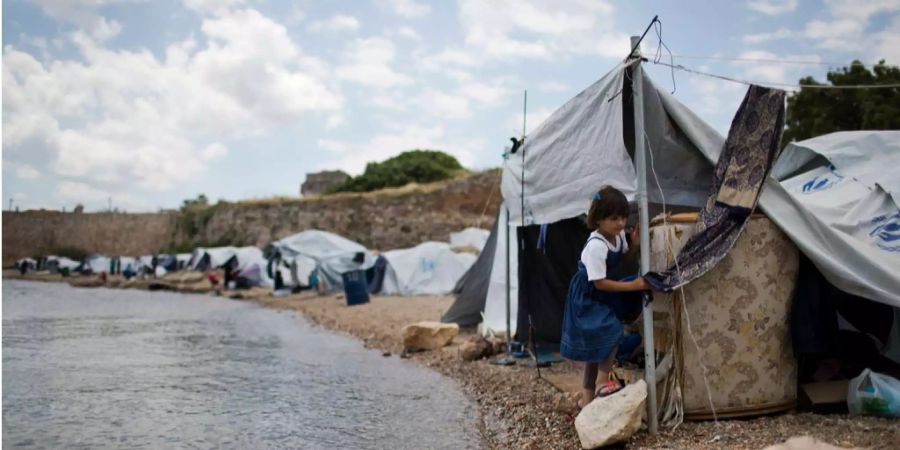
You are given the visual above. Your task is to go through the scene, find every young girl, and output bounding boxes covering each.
[561,185,649,408]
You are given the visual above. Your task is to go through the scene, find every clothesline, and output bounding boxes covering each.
[649,60,900,91]
[643,52,898,68]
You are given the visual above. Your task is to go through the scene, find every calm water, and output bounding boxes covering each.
[2,280,480,449]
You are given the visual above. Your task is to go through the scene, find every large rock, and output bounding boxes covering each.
[459,335,492,361]
[401,321,459,351]
[575,379,647,449]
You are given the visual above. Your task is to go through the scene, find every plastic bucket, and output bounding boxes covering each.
[342,270,370,306]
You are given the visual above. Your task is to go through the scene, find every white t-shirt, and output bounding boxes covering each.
[581,230,628,281]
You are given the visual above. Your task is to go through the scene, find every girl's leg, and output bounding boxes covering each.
[581,362,599,407]
[595,345,620,396]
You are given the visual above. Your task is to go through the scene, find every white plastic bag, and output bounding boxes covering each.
[847,368,900,417]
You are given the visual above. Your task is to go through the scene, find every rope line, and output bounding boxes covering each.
[643,52,899,69]
[650,60,900,91]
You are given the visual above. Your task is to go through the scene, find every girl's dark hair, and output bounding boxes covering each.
[586,185,629,230]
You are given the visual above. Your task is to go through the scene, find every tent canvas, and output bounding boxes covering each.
[471,62,898,344]
[227,247,273,288]
[80,255,112,274]
[379,241,476,296]
[267,230,375,291]
[449,227,490,252]
[480,205,520,337]
[45,256,79,273]
[443,213,500,326]
[190,247,238,271]
[175,253,192,270]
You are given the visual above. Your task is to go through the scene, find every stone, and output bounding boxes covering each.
[401,321,459,351]
[488,337,507,355]
[459,335,492,361]
[574,380,647,449]
[762,436,862,450]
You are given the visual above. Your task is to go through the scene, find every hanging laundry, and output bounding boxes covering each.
[645,85,786,291]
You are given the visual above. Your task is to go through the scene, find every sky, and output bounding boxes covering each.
[3,0,899,212]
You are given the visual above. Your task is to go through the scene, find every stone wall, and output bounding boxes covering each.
[300,170,350,196]
[3,171,501,265]
[2,210,177,265]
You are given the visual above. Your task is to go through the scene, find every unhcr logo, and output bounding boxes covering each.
[801,172,842,194]
[869,211,900,252]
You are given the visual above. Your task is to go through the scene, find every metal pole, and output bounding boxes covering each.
[505,204,511,348]
[631,35,658,434]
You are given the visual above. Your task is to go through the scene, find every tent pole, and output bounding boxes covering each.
[631,35,658,434]
[505,204,511,350]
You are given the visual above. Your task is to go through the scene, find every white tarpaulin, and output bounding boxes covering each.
[190,247,238,270]
[450,227,490,252]
[502,63,635,225]
[176,253,192,269]
[767,131,900,307]
[270,230,375,290]
[45,256,79,272]
[231,247,274,288]
[381,242,477,296]
[481,205,519,337]
[82,255,111,273]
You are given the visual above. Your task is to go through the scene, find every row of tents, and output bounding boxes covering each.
[434,58,899,372]
[15,227,491,296]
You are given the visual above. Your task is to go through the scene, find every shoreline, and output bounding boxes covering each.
[4,271,898,449]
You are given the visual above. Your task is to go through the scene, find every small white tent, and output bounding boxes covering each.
[44,256,80,273]
[449,228,491,252]
[189,246,238,271]
[380,242,477,296]
[81,255,112,274]
[229,246,273,288]
[268,230,375,291]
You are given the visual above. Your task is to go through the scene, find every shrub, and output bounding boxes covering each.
[328,150,465,193]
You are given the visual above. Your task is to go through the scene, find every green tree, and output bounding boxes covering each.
[181,194,209,210]
[329,149,465,193]
[784,60,900,145]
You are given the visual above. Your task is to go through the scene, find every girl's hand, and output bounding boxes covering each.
[630,227,640,247]
[633,276,649,291]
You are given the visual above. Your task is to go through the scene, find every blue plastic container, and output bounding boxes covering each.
[342,270,370,306]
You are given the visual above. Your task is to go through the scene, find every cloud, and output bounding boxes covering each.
[742,27,793,44]
[201,142,228,160]
[537,81,569,93]
[457,0,626,61]
[415,89,471,119]
[56,180,146,211]
[15,164,41,179]
[32,0,135,39]
[380,0,431,18]
[3,8,343,201]
[335,37,412,89]
[308,14,360,33]
[392,26,422,41]
[870,15,900,63]
[509,107,555,135]
[182,0,248,15]
[746,0,900,52]
[746,0,798,15]
[318,125,482,175]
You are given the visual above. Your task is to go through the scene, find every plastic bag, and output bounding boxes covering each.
[847,368,900,417]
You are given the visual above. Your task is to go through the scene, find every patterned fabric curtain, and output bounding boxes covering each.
[645,85,786,291]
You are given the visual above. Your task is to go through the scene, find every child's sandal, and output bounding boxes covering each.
[595,379,623,398]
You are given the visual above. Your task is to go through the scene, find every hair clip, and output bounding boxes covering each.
[593,192,602,201]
